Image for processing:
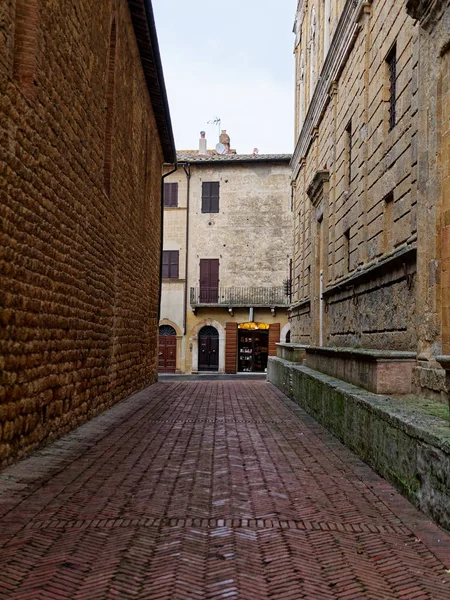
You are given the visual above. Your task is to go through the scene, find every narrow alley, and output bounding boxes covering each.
[0,380,449,599]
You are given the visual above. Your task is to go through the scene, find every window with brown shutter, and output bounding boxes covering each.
[202,182,220,213]
[164,182,178,208]
[162,250,179,279]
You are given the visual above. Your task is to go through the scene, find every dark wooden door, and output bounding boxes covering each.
[200,259,219,303]
[158,336,176,372]
[198,326,219,371]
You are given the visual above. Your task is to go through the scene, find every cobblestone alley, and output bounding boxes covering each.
[0,380,449,599]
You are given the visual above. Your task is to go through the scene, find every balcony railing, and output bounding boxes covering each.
[190,286,288,307]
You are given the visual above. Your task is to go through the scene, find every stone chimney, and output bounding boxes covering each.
[199,131,207,155]
[219,130,230,152]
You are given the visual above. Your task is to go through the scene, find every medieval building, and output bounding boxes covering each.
[287,0,450,400]
[159,132,292,374]
[0,0,175,464]
[268,0,450,531]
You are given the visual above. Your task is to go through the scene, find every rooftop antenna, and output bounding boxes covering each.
[207,116,221,137]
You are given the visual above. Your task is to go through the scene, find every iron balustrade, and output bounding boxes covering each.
[190,286,288,307]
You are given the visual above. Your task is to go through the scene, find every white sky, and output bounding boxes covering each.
[152,0,297,155]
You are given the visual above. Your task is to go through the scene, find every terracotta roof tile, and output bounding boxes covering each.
[176,150,292,163]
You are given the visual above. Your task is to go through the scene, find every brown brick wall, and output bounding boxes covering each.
[0,0,165,465]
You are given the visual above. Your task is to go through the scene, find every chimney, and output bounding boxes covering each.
[199,131,207,155]
[219,130,230,152]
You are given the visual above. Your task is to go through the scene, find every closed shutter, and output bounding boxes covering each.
[164,182,178,207]
[268,323,280,356]
[200,259,219,302]
[225,322,238,374]
[202,182,220,213]
[162,251,179,278]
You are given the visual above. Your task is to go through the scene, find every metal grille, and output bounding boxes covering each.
[387,46,397,132]
[159,325,177,336]
[199,326,219,338]
[190,287,288,307]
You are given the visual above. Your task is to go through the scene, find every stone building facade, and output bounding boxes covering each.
[290,0,450,400]
[0,0,175,464]
[160,133,292,374]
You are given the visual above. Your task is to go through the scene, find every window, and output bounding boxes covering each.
[344,228,351,273]
[386,44,397,132]
[383,192,394,252]
[201,182,220,213]
[162,250,179,279]
[164,182,178,208]
[345,120,352,188]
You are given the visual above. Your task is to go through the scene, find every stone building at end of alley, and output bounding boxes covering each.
[0,0,175,465]
[288,0,450,401]
[159,132,292,375]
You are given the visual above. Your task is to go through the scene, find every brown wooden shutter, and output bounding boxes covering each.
[268,323,280,357]
[164,182,178,207]
[170,251,179,278]
[225,322,238,374]
[202,182,219,213]
[199,259,219,302]
[162,251,170,278]
[210,182,220,213]
[163,251,179,278]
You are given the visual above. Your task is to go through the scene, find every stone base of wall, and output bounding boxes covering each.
[305,346,416,394]
[267,357,450,531]
[412,364,447,404]
[275,343,308,364]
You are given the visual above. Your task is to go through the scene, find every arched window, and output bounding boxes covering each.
[104,20,117,196]
[286,330,291,343]
[309,8,316,101]
[14,0,39,99]
[199,326,219,339]
[159,325,177,337]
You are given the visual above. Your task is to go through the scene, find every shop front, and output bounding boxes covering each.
[238,322,269,373]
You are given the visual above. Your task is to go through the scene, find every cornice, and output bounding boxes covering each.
[406,0,448,30]
[291,0,367,178]
[306,170,330,205]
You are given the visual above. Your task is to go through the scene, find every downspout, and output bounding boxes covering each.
[158,163,178,322]
[182,163,191,335]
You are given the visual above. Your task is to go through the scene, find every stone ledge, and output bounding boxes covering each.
[305,346,417,394]
[276,343,308,363]
[267,357,450,531]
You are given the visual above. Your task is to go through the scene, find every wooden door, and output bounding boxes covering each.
[158,325,177,373]
[200,259,219,303]
[198,326,219,371]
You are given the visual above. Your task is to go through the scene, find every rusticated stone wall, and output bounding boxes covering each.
[0,0,166,465]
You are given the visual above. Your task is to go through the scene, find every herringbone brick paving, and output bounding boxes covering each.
[0,381,449,599]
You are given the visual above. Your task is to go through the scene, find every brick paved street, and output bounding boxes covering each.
[0,381,449,599]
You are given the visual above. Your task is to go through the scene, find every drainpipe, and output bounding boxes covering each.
[182,163,191,335]
[158,163,178,322]
[319,269,323,347]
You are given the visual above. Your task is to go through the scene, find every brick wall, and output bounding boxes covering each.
[0,0,166,465]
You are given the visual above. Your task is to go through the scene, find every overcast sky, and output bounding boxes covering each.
[152,0,297,155]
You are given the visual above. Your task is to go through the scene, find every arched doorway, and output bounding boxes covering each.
[198,325,219,372]
[159,325,177,373]
[286,330,291,343]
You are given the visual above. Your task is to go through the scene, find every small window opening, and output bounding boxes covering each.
[386,44,397,132]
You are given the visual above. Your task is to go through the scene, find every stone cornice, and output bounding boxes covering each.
[406,0,449,30]
[306,170,330,205]
[291,0,371,179]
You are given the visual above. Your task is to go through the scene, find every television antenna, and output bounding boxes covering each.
[208,116,221,136]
